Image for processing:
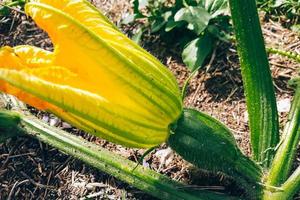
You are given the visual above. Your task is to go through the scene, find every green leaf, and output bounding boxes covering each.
[184,0,199,6]
[150,18,166,33]
[165,20,178,32]
[274,0,285,7]
[0,6,10,16]
[207,25,230,42]
[0,0,26,16]
[174,6,211,35]
[200,0,229,17]
[165,20,185,32]
[0,110,24,143]
[132,27,144,44]
[182,33,213,72]
[289,76,300,88]
[291,24,300,35]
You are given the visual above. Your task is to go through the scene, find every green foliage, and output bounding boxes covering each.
[174,6,211,34]
[257,0,300,24]
[0,110,24,143]
[124,0,231,73]
[0,0,25,16]
[182,33,213,72]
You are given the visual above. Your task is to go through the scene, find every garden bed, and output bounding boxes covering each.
[0,0,299,199]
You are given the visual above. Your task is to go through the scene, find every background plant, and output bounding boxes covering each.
[124,0,232,73]
[257,0,300,32]
[0,0,25,16]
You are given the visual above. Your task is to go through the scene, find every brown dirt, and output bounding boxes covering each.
[0,0,299,199]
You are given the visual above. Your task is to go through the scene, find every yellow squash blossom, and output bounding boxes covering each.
[0,0,182,148]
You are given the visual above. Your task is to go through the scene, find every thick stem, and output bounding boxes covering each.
[8,111,232,200]
[281,166,300,199]
[168,108,263,199]
[267,86,300,186]
[263,166,300,200]
[228,0,279,168]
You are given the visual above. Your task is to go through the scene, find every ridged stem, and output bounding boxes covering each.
[281,165,300,199]
[20,115,216,200]
[0,108,233,199]
[266,47,300,63]
[228,0,279,168]
[266,85,300,186]
[263,165,300,200]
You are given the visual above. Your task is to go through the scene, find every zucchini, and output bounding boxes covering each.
[168,108,263,199]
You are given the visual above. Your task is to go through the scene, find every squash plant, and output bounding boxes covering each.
[0,0,299,199]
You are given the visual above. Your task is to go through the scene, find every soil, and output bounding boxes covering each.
[0,0,299,199]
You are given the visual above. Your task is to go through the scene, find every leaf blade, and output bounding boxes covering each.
[182,33,213,72]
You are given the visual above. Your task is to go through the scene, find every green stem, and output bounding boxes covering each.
[181,70,198,99]
[168,109,263,199]
[263,165,300,200]
[4,110,233,200]
[266,47,300,63]
[281,165,300,199]
[228,0,279,168]
[229,36,300,64]
[5,1,25,7]
[266,85,300,186]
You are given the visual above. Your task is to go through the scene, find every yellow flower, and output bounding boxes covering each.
[0,0,182,148]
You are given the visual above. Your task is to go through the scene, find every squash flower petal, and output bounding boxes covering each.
[0,0,182,148]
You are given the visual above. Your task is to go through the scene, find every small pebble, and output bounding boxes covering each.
[42,115,49,123]
[49,117,59,126]
[277,98,291,113]
[62,122,72,129]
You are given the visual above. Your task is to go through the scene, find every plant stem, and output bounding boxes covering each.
[168,108,263,199]
[181,70,198,99]
[266,85,300,186]
[5,110,232,200]
[281,165,300,199]
[266,47,300,63]
[228,0,279,168]
[263,165,300,200]
[229,36,300,64]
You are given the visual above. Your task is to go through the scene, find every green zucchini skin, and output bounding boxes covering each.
[228,0,279,167]
[168,108,263,199]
